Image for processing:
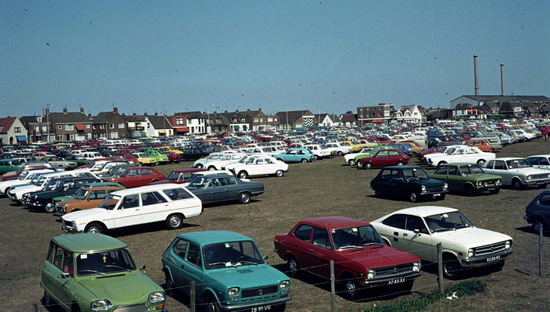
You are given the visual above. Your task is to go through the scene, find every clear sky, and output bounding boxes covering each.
[1,0,548,117]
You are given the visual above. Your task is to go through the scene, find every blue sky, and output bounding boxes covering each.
[1,0,548,117]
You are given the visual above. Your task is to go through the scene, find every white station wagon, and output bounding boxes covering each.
[61,184,202,234]
[371,206,513,278]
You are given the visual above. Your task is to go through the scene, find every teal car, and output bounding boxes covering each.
[274,148,315,163]
[41,233,166,312]
[143,150,169,164]
[162,231,291,312]
[0,158,24,174]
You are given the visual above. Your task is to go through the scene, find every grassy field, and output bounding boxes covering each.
[1,139,549,312]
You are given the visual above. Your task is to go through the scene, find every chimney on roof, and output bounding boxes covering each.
[500,63,505,96]
[113,107,118,113]
[473,55,479,97]
[144,112,148,116]
[63,107,68,114]
[80,107,85,114]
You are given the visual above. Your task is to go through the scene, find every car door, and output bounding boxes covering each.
[221,176,240,200]
[254,158,271,175]
[123,169,140,188]
[112,193,143,228]
[288,224,315,272]
[485,160,512,184]
[307,227,332,278]
[175,242,204,292]
[387,169,408,194]
[140,191,170,223]
[399,215,435,262]
[167,239,189,289]
[41,243,73,311]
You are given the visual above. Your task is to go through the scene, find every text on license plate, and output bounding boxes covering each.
[487,255,501,263]
[251,305,271,312]
[388,278,405,285]
[433,194,441,197]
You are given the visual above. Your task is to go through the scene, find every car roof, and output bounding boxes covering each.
[386,206,458,218]
[176,231,252,245]
[111,183,186,196]
[526,155,550,158]
[171,168,206,173]
[381,165,421,170]
[83,186,123,191]
[299,216,370,229]
[492,157,524,161]
[52,233,127,252]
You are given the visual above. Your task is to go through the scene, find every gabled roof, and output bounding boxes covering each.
[276,110,314,124]
[93,111,122,123]
[147,115,173,129]
[48,112,91,124]
[0,117,16,134]
[340,113,357,123]
[124,115,148,122]
[175,111,207,119]
[19,116,40,128]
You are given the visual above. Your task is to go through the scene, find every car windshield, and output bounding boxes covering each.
[203,240,265,270]
[99,194,120,210]
[331,225,384,250]
[403,168,430,180]
[76,248,136,276]
[506,159,532,169]
[459,164,484,174]
[424,211,474,233]
[166,171,181,181]
[54,180,66,190]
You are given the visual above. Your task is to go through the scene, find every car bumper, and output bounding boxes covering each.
[460,249,513,267]
[220,296,291,311]
[523,179,550,187]
[61,225,81,233]
[359,272,421,287]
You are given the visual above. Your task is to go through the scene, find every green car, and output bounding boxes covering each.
[162,231,291,312]
[0,158,24,174]
[431,163,502,195]
[41,233,166,312]
[143,150,169,164]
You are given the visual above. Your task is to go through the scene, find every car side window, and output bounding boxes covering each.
[141,192,167,206]
[405,216,428,234]
[173,239,189,259]
[294,224,313,242]
[312,227,332,250]
[127,170,139,176]
[186,243,202,268]
[52,244,65,270]
[90,190,107,200]
[142,169,154,175]
[434,166,447,175]
[539,194,550,206]
[121,194,140,208]
[486,160,495,169]
[379,170,391,180]
[382,214,406,229]
[163,188,193,200]
[448,166,459,176]
[541,158,550,165]
[388,151,399,156]
[494,160,506,170]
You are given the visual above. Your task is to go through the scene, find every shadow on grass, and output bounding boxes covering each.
[515,225,550,237]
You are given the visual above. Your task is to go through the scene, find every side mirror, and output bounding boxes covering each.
[263,255,269,261]
[139,265,146,271]
[413,229,421,234]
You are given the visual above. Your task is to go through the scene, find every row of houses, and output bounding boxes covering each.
[1,95,549,145]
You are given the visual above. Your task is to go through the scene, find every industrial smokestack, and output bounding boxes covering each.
[500,63,505,96]
[473,55,479,96]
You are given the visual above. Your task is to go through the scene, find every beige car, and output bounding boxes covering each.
[54,186,123,215]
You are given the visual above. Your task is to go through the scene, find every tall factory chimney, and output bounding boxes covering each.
[473,55,479,96]
[500,63,505,96]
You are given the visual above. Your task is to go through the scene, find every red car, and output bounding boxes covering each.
[105,166,165,188]
[357,149,410,169]
[274,217,421,300]
[149,168,205,185]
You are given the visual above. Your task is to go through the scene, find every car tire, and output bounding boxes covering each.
[207,166,216,171]
[533,218,545,234]
[287,256,300,277]
[477,159,486,166]
[238,192,251,204]
[437,161,447,167]
[194,164,203,169]
[72,303,82,312]
[301,158,308,163]
[164,272,175,297]
[438,193,446,200]
[166,214,183,230]
[357,162,365,170]
[365,162,372,170]
[538,184,548,189]
[398,280,414,293]
[396,161,404,166]
[275,170,284,177]
[313,155,318,160]
[84,222,104,234]
[348,159,355,166]
[238,171,248,179]
[409,192,418,202]
[512,178,523,190]
[276,158,283,161]
[490,188,500,194]
[43,291,55,307]
[491,261,505,272]
[339,274,359,300]
[374,189,383,198]
[443,255,462,279]
[464,185,476,196]
[44,202,56,213]
[337,151,344,156]
[205,294,221,312]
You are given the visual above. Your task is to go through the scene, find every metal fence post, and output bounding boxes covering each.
[190,280,196,312]
[330,260,336,312]
[539,225,543,277]
[437,243,444,294]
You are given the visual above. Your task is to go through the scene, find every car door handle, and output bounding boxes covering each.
[403,233,408,237]
[393,232,399,236]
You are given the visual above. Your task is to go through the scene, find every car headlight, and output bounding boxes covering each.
[412,262,421,272]
[147,291,165,303]
[468,249,475,258]
[367,269,376,280]
[63,204,68,212]
[526,175,532,180]
[228,287,240,296]
[477,181,483,186]
[279,280,290,289]
[443,183,448,190]
[505,240,512,249]
[90,299,113,311]
[496,179,501,184]
[421,185,427,192]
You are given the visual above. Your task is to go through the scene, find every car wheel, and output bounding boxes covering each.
[477,159,486,166]
[396,161,404,166]
[44,202,56,213]
[409,192,418,202]
[301,158,308,163]
[348,159,355,166]
[276,158,283,161]
[512,178,523,190]
[287,256,300,277]
[357,162,365,170]
[437,161,447,167]
[374,189,383,197]
[205,294,221,312]
[238,171,248,179]
[207,166,216,171]
[43,291,55,307]
[337,151,344,156]
[491,261,505,272]
[238,192,251,204]
[533,219,545,234]
[365,162,372,170]
[72,303,82,312]
[443,255,462,279]
[194,164,203,169]
[339,274,358,300]
[166,214,183,230]
[464,185,476,196]
[164,272,175,297]
[84,222,104,234]
[398,280,414,293]
[313,155,318,160]
[275,170,284,177]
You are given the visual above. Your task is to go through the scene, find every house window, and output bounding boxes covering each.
[86,124,90,129]
[93,125,97,130]
[42,126,47,132]
[14,127,21,133]
[65,125,74,131]
[58,125,62,130]
[110,124,115,129]
[56,134,62,141]
[176,118,184,125]
[100,125,105,130]
[118,123,125,129]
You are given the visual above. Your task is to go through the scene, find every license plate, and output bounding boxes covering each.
[433,193,441,197]
[487,255,501,263]
[251,305,271,312]
[388,278,405,285]
[487,188,495,191]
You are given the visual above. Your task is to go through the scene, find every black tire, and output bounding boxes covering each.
[464,185,476,196]
[207,166,216,171]
[348,159,355,166]
[443,255,462,279]
[337,151,344,156]
[437,161,447,167]
[512,178,523,190]
[238,192,251,204]
[85,222,104,234]
[533,218,545,234]
[538,184,548,189]
[313,155,318,160]
[396,161,404,166]
[72,303,81,312]
[204,294,221,312]
[43,291,55,308]
[489,188,500,194]
[166,214,183,230]
[365,162,372,170]
[438,193,446,200]
[491,261,505,272]
[287,256,300,277]
[194,164,203,169]
[301,158,308,163]
[238,171,248,179]
[44,202,56,213]
[398,280,414,293]
[275,170,284,177]
[357,162,365,170]
[374,189,383,198]
[339,274,359,300]
[477,159,486,166]
[164,272,175,297]
[409,192,418,203]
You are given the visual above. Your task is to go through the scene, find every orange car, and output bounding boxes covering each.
[465,139,494,152]
[53,186,124,215]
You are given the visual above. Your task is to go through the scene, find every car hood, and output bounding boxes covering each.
[77,271,161,302]
[411,178,446,186]
[433,227,512,247]
[36,190,65,199]
[338,245,419,268]
[206,264,288,287]
[63,208,106,221]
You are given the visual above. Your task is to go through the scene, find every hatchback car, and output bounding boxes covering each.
[524,190,550,233]
[105,166,166,188]
[431,163,502,195]
[357,149,410,169]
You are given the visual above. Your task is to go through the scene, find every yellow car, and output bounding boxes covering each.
[132,152,158,166]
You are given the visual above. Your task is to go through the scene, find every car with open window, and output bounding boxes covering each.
[41,233,166,312]
[162,231,291,312]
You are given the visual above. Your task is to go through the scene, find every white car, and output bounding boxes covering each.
[203,153,245,171]
[322,142,353,156]
[483,157,550,189]
[192,151,242,169]
[304,144,332,159]
[0,168,56,194]
[525,155,550,170]
[224,155,289,179]
[425,146,495,167]
[61,184,202,234]
[371,206,513,278]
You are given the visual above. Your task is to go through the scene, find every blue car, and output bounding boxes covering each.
[274,148,315,163]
